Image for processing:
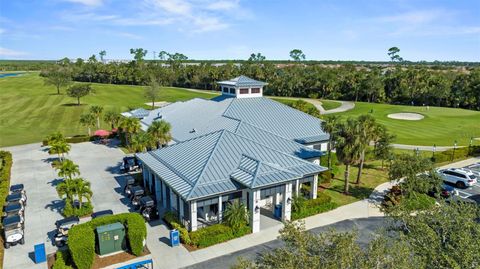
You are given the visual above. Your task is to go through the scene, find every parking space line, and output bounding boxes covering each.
[456,190,471,198]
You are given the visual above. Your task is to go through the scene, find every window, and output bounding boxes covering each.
[223,87,228,93]
[251,88,260,94]
[239,88,249,94]
[229,88,235,94]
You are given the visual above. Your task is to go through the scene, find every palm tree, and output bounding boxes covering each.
[72,178,93,209]
[119,117,141,146]
[104,110,121,129]
[49,141,71,161]
[46,132,66,146]
[56,178,76,202]
[335,118,362,194]
[321,115,341,170]
[79,113,96,136]
[130,132,155,153]
[147,120,172,148]
[356,114,377,184]
[89,105,104,129]
[223,200,249,229]
[56,159,80,180]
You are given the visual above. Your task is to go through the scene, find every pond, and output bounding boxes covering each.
[0,73,22,78]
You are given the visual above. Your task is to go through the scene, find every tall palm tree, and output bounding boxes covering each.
[335,118,362,194]
[89,105,104,129]
[356,114,377,184]
[79,113,96,136]
[49,141,71,162]
[56,159,80,180]
[119,117,141,146]
[130,132,155,153]
[223,200,249,229]
[147,120,172,148]
[56,178,76,202]
[46,132,66,146]
[104,110,121,129]
[321,115,341,170]
[72,178,93,209]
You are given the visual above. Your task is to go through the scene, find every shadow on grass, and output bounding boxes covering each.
[325,178,374,200]
[61,103,84,107]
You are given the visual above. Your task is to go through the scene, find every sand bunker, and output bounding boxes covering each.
[387,113,424,121]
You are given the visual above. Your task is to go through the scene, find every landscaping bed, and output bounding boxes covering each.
[0,151,12,268]
[292,192,338,220]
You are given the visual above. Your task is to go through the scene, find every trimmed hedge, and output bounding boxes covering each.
[163,211,191,245]
[63,200,94,218]
[52,250,74,269]
[42,135,95,146]
[189,224,250,248]
[292,192,338,220]
[68,213,147,269]
[0,151,12,221]
[432,145,480,163]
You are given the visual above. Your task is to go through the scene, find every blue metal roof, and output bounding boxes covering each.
[136,130,326,201]
[123,108,150,119]
[217,75,268,88]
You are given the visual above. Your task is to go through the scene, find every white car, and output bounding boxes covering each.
[437,168,477,188]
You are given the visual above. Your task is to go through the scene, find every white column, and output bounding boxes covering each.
[249,189,261,233]
[161,181,167,209]
[218,196,223,223]
[282,182,292,222]
[310,175,318,199]
[294,179,300,197]
[190,201,197,231]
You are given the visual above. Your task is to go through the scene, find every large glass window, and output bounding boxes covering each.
[229,88,235,94]
[239,88,249,94]
[223,87,228,93]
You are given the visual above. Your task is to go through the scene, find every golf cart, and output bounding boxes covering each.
[129,186,145,208]
[123,176,136,196]
[121,156,140,173]
[91,210,113,219]
[54,216,80,247]
[3,215,24,248]
[10,184,26,195]
[138,196,158,221]
[6,192,27,206]
[3,202,25,223]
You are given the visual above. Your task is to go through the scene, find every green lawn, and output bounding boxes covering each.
[337,102,480,146]
[320,100,342,110]
[0,73,218,147]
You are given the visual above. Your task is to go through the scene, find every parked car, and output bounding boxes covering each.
[91,210,113,219]
[123,176,136,195]
[129,186,145,208]
[121,156,140,173]
[3,215,24,248]
[138,196,158,222]
[3,202,25,223]
[6,192,27,206]
[54,216,80,247]
[427,184,456,199]
[437,168,477,188]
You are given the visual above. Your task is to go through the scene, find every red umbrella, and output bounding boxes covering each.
[94,129,111,137]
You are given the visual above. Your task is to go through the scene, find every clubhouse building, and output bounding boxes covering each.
[134,76,330,233]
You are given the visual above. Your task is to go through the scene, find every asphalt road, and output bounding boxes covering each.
[183,217,386,269]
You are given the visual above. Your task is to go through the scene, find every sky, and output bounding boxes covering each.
[0,0,479,61]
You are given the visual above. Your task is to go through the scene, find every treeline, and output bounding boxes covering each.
[42,57,480,110]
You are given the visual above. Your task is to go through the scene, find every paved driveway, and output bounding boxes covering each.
[2,141,127,269]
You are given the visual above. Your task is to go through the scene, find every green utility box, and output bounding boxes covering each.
[96,222,126,256]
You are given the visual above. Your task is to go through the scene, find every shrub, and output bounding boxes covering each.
[190,224,235,248]
[163,211,180,228]
[223,200,249,230]
[0,151,12,218]
[68,213,147,269]
[52,250,74,269]
[62,201,94,218]
[291,193,337,220]
[320,152,339,176]
[319,171,333,184]
[65,135,94,144]
[402,193,436,211]
[172,222,191,245]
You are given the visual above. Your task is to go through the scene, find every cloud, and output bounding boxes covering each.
[114,32,143,39]
[64,0,104,6]
[0,47,28,57]
[377,10,451,24]
[206,0,240,11]
[0,28,4,34]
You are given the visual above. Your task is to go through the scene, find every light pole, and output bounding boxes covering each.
[452,140,457,161]
[469,137,473,155]
[432,144,436,159]
[416,147,420,157]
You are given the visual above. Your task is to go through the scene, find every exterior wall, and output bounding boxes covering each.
[219,84,264,98]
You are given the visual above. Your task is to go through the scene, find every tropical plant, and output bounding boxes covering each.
[79,113,96,136]
[374,124,396,168]
[56,178,76,202]
[103,110,121,129]
[321,115,341,170]
[147,120,172,148]
[89,105,104,129]
[119,117,141,146]
[356,114,378,184]
[46,132,66,146]
[49,141,71,161]
[130,132,155,153]
[335,118,362,194]
[56,159,80,180]
[223,200,249,230]
[72,178,93,209]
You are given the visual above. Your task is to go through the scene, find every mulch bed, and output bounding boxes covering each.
[47,247,151,269]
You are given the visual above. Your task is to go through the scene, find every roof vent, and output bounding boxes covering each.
[190,128,196,133]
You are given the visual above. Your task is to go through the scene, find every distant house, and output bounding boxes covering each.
[133,76,330,233]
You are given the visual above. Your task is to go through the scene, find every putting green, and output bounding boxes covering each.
[337,102,480,146]
[0,73,218,147]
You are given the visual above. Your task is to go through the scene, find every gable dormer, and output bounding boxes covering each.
[217,75,267,98]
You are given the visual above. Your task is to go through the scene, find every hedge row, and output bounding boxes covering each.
[63,200,94,217]
[189,224,250,248]
[292,192,338,220]
[68,213,147,269]
[163,211,191,245]
[42,135,95,146]
[0,151,12,222]
[431,145,480,163]
[52,249,74,269]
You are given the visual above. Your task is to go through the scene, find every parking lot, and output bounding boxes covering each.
[2,141,129,269]
[438,159,480,204]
